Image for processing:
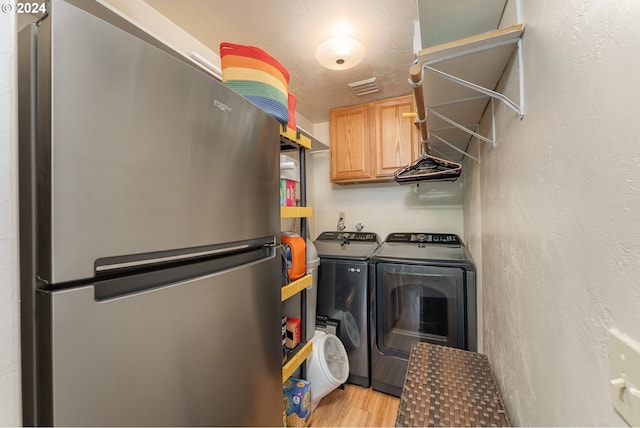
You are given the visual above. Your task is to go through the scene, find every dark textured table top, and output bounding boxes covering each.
[396,342,510,427]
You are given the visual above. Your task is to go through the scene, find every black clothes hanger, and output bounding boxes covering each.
[394,151,462,183]
[396,64,463,183]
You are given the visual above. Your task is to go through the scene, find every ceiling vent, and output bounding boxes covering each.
[348,77,380,96]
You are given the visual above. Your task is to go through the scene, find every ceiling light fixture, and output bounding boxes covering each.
[315,36,366,71]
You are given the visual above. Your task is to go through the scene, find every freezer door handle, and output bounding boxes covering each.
[95,243,251,272]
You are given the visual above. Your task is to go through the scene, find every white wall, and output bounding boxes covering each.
[309,152,463,240]
[307,122,464,241]
[0,8,22,427]
[465,0,640,425]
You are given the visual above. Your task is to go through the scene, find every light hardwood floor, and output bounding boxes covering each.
[311,384,399,427]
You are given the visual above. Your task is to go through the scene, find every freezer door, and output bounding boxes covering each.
[37,253,283,427]
[32,0,280,282]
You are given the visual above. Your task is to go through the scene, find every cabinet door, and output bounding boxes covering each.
[372,95,419,178]
[330,104,373,182]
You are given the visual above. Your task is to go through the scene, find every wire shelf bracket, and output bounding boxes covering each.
[410,23,525,164]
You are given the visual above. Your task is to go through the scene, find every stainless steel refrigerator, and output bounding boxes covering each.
[18,0,283,426]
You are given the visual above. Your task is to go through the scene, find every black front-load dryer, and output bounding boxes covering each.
[369,232,477,397]
[313,231,380,387]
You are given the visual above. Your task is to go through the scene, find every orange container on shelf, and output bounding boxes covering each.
[281,232,306,281]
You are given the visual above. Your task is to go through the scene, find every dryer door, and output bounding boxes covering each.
[375,263,465,357]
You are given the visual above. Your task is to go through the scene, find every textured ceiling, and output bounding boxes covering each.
[142,0,419,124]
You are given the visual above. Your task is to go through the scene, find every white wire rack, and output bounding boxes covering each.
[410,22,525,163]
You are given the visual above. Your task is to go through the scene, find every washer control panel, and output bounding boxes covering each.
[385,232,461,245]
[317,231,379,242]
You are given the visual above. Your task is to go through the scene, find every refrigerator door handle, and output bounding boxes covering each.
[94,236,276,277]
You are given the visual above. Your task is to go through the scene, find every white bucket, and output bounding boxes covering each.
[305,331,349,410]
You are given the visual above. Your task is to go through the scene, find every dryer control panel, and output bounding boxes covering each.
[385,233,461,245]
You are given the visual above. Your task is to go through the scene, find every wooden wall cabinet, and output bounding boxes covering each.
[329,103,372,182]
[329,95,418,183]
